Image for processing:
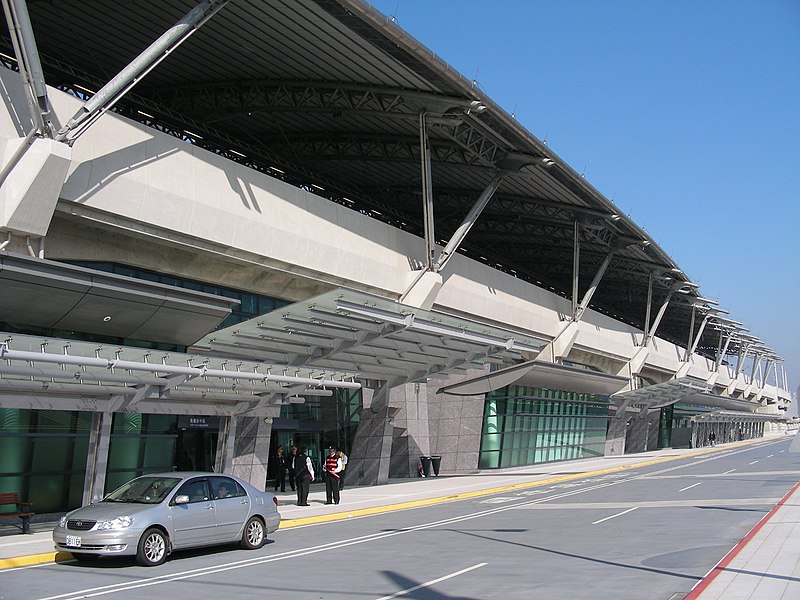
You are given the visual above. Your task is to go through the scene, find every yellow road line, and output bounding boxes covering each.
[0,441,759,569]
[0,551,59,568]
[278,444,738,528]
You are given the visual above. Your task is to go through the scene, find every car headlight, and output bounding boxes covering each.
[59,516,67,528]
[95,516,135,530]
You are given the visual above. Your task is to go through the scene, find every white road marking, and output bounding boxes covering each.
[373,562,487,600]
[749,460,759,465]
[512,498,780,510]
[478,497,518,504]
[678,482,702,492]
[723,469,736,474]
[592,506,638,525]
[29,441,784,599]
[768,454,774,458]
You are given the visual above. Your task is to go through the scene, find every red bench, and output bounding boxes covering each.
[0,493,34,534]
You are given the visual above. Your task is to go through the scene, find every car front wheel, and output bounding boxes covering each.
[136,527,168,566]
[241,516,265,549]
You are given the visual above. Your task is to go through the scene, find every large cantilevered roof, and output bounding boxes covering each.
[0,0,764,361]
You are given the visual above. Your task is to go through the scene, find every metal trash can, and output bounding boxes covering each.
[430,455,442,476]
[419,456,432,477]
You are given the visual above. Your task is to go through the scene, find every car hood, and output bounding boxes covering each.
[65,501,162,523]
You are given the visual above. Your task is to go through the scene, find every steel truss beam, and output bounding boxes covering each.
[261,133,476,165]
[141,80,469,119]
[142,80,503,166]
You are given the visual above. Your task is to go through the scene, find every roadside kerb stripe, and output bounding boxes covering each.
[0,439,765,570]
[278,443,746,528]
[0,552,63,569]
[683,478,800,599]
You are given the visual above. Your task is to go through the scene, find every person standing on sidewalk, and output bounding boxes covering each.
[271,446,288,492]
[294,446,314,506]
[322,446,342,505]
[337,448,348,490]
[287,446,298,491]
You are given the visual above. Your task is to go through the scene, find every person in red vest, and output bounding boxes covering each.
[322,446,343,505]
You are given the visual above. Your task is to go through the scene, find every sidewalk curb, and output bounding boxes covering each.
[0,551,61,569]
[683,479,800,600]
[277,444,736,528]
[0,440,763,570]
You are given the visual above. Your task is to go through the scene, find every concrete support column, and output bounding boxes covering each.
[428,371,485,475]
[214,415,236,474]
[626,411,650,453]
[691,423,700,449]
[604,414,628,456]
[646,411,660,451]
[387,382,431,478]
[230,410,279,491]
[349,387,393,485]
[83,411,113,505]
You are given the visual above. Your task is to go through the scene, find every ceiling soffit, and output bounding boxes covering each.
[0,254,236,347]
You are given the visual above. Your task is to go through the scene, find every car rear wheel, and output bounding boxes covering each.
[136,527,168,566]
[241,516,265,549]
[72,553,100,563]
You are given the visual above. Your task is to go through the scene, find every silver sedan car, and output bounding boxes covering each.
[53,472,281,566]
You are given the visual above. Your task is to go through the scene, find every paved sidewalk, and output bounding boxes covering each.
[1,436,797,600]
[686,479,800,600]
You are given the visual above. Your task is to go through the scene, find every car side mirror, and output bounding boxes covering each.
[173,494,190,505]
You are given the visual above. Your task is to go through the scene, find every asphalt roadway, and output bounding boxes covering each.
[1,435,798,599]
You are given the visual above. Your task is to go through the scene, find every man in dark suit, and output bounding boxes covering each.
[271,446,288,492]
[294,446,315,506]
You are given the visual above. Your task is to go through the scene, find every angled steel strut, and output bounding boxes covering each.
[55,0,231,144]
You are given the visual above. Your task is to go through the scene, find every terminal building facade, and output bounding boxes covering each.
[0,0,790,514]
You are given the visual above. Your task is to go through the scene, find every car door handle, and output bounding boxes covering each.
[240,500,249,505]
[205,504,214,510]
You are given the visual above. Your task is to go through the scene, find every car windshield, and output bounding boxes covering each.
[104,477,182,504]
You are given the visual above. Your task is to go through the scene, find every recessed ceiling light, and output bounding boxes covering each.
[103,316,112,322]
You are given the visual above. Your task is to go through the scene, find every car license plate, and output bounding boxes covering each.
[65,535,81,547]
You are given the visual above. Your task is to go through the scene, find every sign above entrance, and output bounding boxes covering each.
[178,415,220,430]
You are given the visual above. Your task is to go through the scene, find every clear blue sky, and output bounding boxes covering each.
[371,0,800,411]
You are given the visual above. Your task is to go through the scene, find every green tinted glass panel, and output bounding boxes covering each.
[0,408,31,432]
[30,437,73,472]
[480,386,610,469]
[108,437,142,471]
[142,437,176,471]
[0,436,29,472]
[141,415,177,435]
[105,470,139,494]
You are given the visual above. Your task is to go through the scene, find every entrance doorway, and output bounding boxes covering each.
[176,416,219,472]
[269,431,322,483]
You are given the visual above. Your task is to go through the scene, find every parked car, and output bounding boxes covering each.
[53,472,280,566]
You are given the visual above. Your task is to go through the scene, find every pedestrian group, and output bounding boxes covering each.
[271,445,348,506]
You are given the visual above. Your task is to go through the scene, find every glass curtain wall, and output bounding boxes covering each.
[0,409,92,513]
[479,386,610,469]
[106,414,179,493]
